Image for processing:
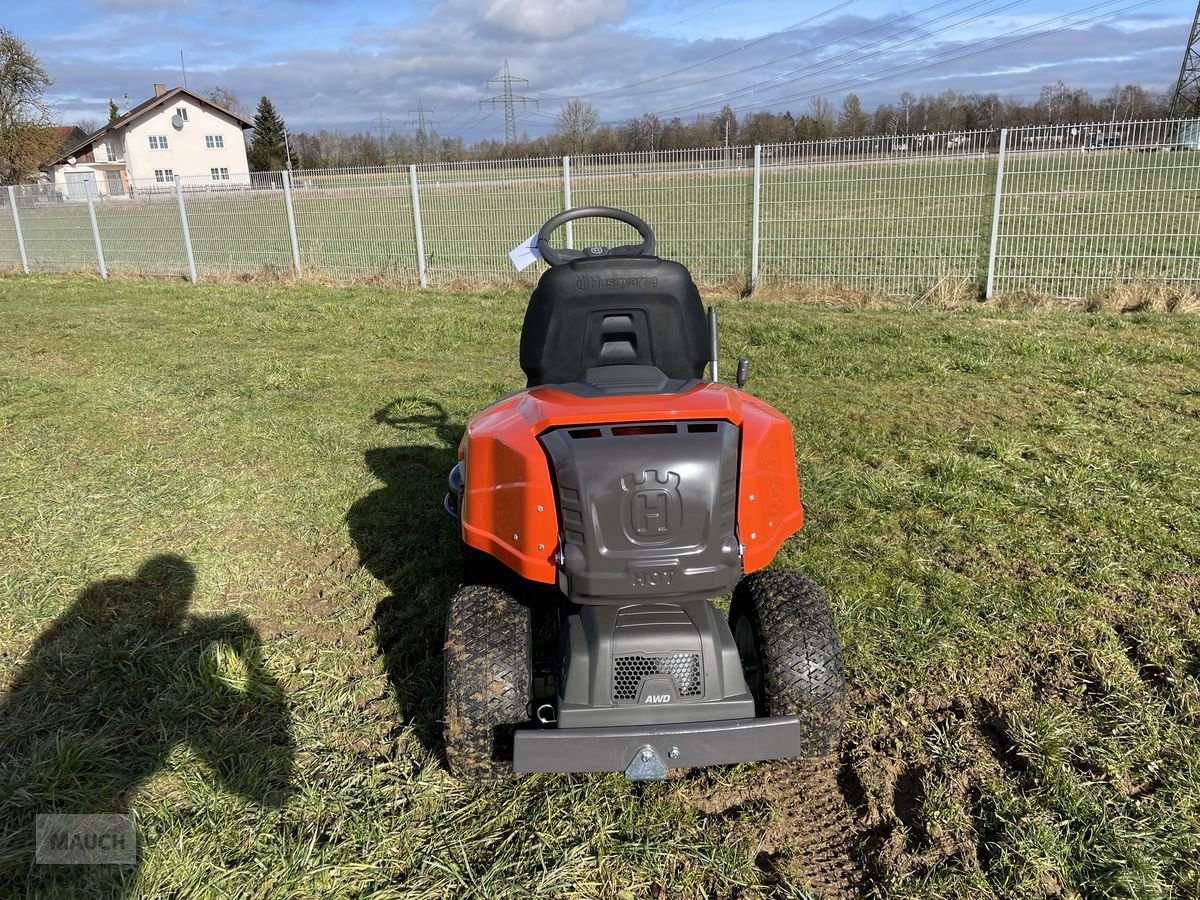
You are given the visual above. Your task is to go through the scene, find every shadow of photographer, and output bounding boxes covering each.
[347,399,465,758]
[0,554,293,894]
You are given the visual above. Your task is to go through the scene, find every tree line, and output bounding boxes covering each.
[279,82,1175,170]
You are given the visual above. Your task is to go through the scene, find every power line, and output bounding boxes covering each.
[535,0,862,101]
[643,0,1047,119]
[620,0,1144,123]
[480,59,538,143]
[721,0,1165,117]
[574,0,1026,112]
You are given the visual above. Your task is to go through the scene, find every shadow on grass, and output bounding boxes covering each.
[348,399,464,761]
[0,554,293,896]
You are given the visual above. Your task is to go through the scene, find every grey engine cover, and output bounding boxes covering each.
[538,420,742,605]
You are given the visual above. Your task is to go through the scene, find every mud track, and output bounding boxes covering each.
[690,758,863,898]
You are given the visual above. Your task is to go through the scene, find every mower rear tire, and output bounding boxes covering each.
[444,583,532,781]
[730,570,847,757]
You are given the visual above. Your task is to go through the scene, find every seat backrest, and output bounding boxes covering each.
[519,256,709,387]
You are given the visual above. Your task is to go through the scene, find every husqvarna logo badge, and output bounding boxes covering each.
[620,470,681,544]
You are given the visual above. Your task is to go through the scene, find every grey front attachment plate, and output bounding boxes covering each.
[513,716,803,775]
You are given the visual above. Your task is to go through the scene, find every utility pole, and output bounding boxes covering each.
[480,60,537,144]
[1170,1,1200,117]
[409,100,438,163]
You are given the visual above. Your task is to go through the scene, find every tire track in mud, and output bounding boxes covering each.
[689,758,863,898]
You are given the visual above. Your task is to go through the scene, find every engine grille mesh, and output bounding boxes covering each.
[613,652,702,702]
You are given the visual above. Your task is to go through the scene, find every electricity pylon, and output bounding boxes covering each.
[409,101,438,162]
[1170,1,1200,117]
[480,60,537,144]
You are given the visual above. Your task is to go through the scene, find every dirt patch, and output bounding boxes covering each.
[253,540,364,643]
[689,758,863,898]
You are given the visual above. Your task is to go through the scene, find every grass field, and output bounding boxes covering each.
[1,146,1197,299]
[1,276,1199,898]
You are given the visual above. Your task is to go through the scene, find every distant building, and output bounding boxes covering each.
[42,84,254,199]
[50,125,88,154]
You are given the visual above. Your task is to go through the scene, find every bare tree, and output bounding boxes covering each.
[0,27,56,183]
[75,118,101,135]
[837,93,869,137]
[809,97,834,137]
[553,97,598,155]
[205,85,245,117]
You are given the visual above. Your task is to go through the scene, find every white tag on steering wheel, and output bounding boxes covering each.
[508,232,543,271]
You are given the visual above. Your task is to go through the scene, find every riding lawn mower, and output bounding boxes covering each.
[442,207,847,781]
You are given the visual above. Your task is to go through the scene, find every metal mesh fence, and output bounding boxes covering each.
[94,186,188,278]
[166,175,293,278]
[992,118,1200,297]
[11,184,99,274]
[2,117,1198,298]
[571,147,753,287]
[417,156,563,287]
[759,131,996,293]
[291,167,419,283]
[0,199,21,271]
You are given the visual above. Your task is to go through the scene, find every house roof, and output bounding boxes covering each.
[46,87,255,166]
[52,125,86,144]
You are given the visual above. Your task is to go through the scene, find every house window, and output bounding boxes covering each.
[211,167,230,181]
[154,169,174,183]
[148,135,168,150]
[176,107,188,121]
[205,134,225,149]
[103,139,118,161]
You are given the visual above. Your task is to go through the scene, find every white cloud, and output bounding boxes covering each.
[476,0,627,40]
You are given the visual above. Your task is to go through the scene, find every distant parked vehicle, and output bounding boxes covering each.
[1085,136,1123,150]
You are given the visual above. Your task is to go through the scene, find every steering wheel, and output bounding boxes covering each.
[536,207,656,267]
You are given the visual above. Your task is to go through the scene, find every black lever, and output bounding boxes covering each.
[736,356,750,389]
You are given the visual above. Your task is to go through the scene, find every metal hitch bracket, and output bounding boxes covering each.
[625,745,668,781]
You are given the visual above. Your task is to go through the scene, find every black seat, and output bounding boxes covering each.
[519,256,710,388]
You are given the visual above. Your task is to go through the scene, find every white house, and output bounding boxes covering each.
[43,84,254,199]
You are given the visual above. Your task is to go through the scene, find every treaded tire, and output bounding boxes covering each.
[729,570,847,757]
[444,583,532,781]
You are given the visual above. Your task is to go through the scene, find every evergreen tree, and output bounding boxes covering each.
[108,98,120,123]
[247,96,295,171]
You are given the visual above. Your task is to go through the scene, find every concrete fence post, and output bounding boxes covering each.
[562,156,573,249]
[281,170,302,276]
[985,128,1009,300]
[409,165,428,289]
[8,186,29,274]
[84,178,107,279]
[174,176,198,283]
[750,144,762,293]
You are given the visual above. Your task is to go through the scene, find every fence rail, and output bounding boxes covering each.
[2,117,1198,299]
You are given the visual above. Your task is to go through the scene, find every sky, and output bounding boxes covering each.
[5,0,1195,140]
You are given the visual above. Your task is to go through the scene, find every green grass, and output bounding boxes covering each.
[1,148,1197,298]
[1,275,1198,898]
